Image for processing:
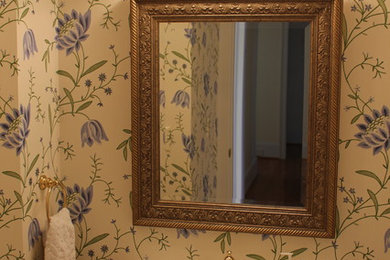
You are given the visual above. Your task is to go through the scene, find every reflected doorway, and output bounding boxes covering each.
[233,22,310,207]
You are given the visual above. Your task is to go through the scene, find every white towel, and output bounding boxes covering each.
[45,208,75,260]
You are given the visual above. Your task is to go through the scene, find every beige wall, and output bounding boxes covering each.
[255,23,287,159]
[216,23,235,203]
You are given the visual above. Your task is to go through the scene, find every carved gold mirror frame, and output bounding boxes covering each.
[131,0,342,237]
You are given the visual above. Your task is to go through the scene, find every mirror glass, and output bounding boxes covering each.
[159,21,311,207]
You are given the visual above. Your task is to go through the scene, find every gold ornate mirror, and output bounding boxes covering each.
[131,0,342,237]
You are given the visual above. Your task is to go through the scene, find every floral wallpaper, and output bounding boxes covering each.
[190,22,220,202]
[159,22,194,201]
[0,0,390,259]
[159,21,221,203]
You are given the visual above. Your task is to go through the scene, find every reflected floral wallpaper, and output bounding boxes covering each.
[0,0,390,259]
[159,21,221,203]
[159,22,194,202]
[190,22,219,202]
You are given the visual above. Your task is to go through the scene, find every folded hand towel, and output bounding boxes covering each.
[45,208,75,260]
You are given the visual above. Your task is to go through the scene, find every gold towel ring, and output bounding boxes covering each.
[38,175,68,223]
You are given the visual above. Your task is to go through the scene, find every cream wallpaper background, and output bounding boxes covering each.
[0,0,390,259]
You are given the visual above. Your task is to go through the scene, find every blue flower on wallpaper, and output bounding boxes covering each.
[182,133,195,159]
[385,228,390,253]
[261,234,276,241]
[200,137,205,152]
[100,245,109,253]
[80,119,109,147]
[55,9,91,55]
[28,218,42,250]
[184,28,196,45]
[177,228,206,239]
[171,90,190,108]
[355,105,390,155]
[0,104,30,155]
[160,90,166,108]
[203,73,210,96]
[203,175,209,199]
[202,32,207,47]
[67,185,93,223]
[215,118,218,136]
[262,234,270,240]
[23,29,38,60]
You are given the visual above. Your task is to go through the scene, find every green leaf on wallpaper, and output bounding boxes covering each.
[182,77,192,85]
[123,147,128,161]
[48,104,54,136]
[350,114,362,124]
[171,164,189,175]
[347,94,357,100]
[76,101,93,113]
[214,233,226,242]
[291,248,307,256]
[246,254,266,260]
[214,232,230,253]
[367,189,378,217]
[117,130,132,158]
[342,13,348,48]
[25,200,33,215]
[159,53,165,59]
[182,189,191,196]
[84,233,109,247]
[2,171,23,183]
[172,51,190,63]
[380,207,390,216]
[116,140,128,150]
[355,170,382,186]
[63,88,74,114]
[226,232,231,245]
[81,60,107,77]
[27,154,39,176]
[123,129,132,134]
[335,206,340,236]
[344,140,351,149]
[377,0,388,28]
[57,70,76,85]
[20,8,29,19]
[14,191,23,207]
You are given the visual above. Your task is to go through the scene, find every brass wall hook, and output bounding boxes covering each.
[38,175,68,222]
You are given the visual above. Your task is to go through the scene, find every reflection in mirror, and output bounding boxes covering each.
[159,22,311,207]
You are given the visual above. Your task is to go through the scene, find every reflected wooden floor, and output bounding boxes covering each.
[244,144,306,207]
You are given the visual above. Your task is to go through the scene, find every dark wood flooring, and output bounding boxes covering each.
[244,144,306,207]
